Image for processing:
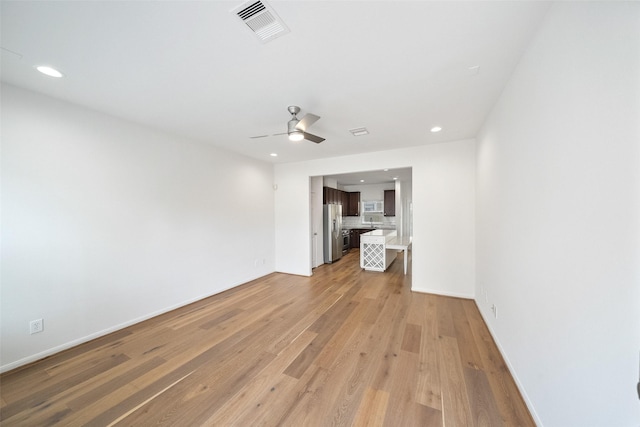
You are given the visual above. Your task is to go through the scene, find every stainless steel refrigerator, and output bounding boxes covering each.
[323,204,343,263]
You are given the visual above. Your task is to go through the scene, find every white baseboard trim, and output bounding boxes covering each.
[474,300,543,427]
[0,272,273,374]
[411,286,474,300]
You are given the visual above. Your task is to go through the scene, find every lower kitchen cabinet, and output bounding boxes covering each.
[350,228,374,248]
[350,230,359,248]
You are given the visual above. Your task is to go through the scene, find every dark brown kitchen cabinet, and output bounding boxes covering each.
[323,187,360,217]
[341,190,349,209]
[350,228,374,248]
[334,189,340,205]
[350,230,359,248]
[348,192,360,216]
[323,187,339,205]
[384,190,396,216]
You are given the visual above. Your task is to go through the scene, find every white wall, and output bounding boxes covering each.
[476,3,640,426]
[0,84,275,371]
[274,140,475,298]
[398,178,412,237]
[323,177,338,189]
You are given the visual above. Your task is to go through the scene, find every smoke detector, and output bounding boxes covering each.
[231,0,290,43]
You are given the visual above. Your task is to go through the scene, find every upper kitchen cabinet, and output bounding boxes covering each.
[323,187,338,205]
[341,191,349,209]
[348,192,360,216]
[384,190,395,216]
[323,187,360,217]
[333,188,341,205]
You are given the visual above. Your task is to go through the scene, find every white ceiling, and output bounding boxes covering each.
[1,1,550,166]
[326,168,412,186]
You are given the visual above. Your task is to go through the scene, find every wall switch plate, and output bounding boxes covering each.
[30,318,44,334]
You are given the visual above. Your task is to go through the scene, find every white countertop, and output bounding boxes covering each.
[344,227,396,231]
[386,236,412,249]
[361,229,396,237]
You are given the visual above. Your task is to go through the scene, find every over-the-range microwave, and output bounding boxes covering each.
[362,200,383,213]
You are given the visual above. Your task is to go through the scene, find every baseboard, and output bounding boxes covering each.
[0,272,273,374]
[474,300,543,427]
[411,286,474,300]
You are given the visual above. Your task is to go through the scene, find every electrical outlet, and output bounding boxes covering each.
[29,318,44,334]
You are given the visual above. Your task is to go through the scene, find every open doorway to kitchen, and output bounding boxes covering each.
[310,168,412,271]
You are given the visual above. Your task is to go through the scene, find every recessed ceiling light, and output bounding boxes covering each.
[360,179,365,183]
[36,65,64,78]
[430,126,442,133]
[270,153,278,157]
[383,169,389,172]
[349,127,369,137]
[393,177,398,180]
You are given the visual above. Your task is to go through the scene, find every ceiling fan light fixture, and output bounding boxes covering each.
[288,130,304,141]
[280,105,325,143]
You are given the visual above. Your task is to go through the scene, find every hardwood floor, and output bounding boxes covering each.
[0,250,534,426]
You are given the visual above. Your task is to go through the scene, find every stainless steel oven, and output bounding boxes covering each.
[342,229,350,255]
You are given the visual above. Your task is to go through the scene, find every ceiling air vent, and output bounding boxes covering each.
[349,127,369,137]
[232,0,290,43]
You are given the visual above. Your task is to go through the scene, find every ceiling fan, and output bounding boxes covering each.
[251,106,325,143]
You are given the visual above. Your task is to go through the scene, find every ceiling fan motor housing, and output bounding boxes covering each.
[287,105,301,116]
[287,106,302,138]
[288,117,300,134]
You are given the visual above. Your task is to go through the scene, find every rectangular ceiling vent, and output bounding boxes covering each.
[232,0,290,43]
[349,127,369,137]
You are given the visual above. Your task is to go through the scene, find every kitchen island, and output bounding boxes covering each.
[360,229,412,274]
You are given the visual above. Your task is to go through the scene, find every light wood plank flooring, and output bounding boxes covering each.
[0,249,534,426]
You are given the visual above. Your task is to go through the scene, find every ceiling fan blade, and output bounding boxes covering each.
[304,132,325,144]
[296,113,320,132]
[272,132,288,136]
